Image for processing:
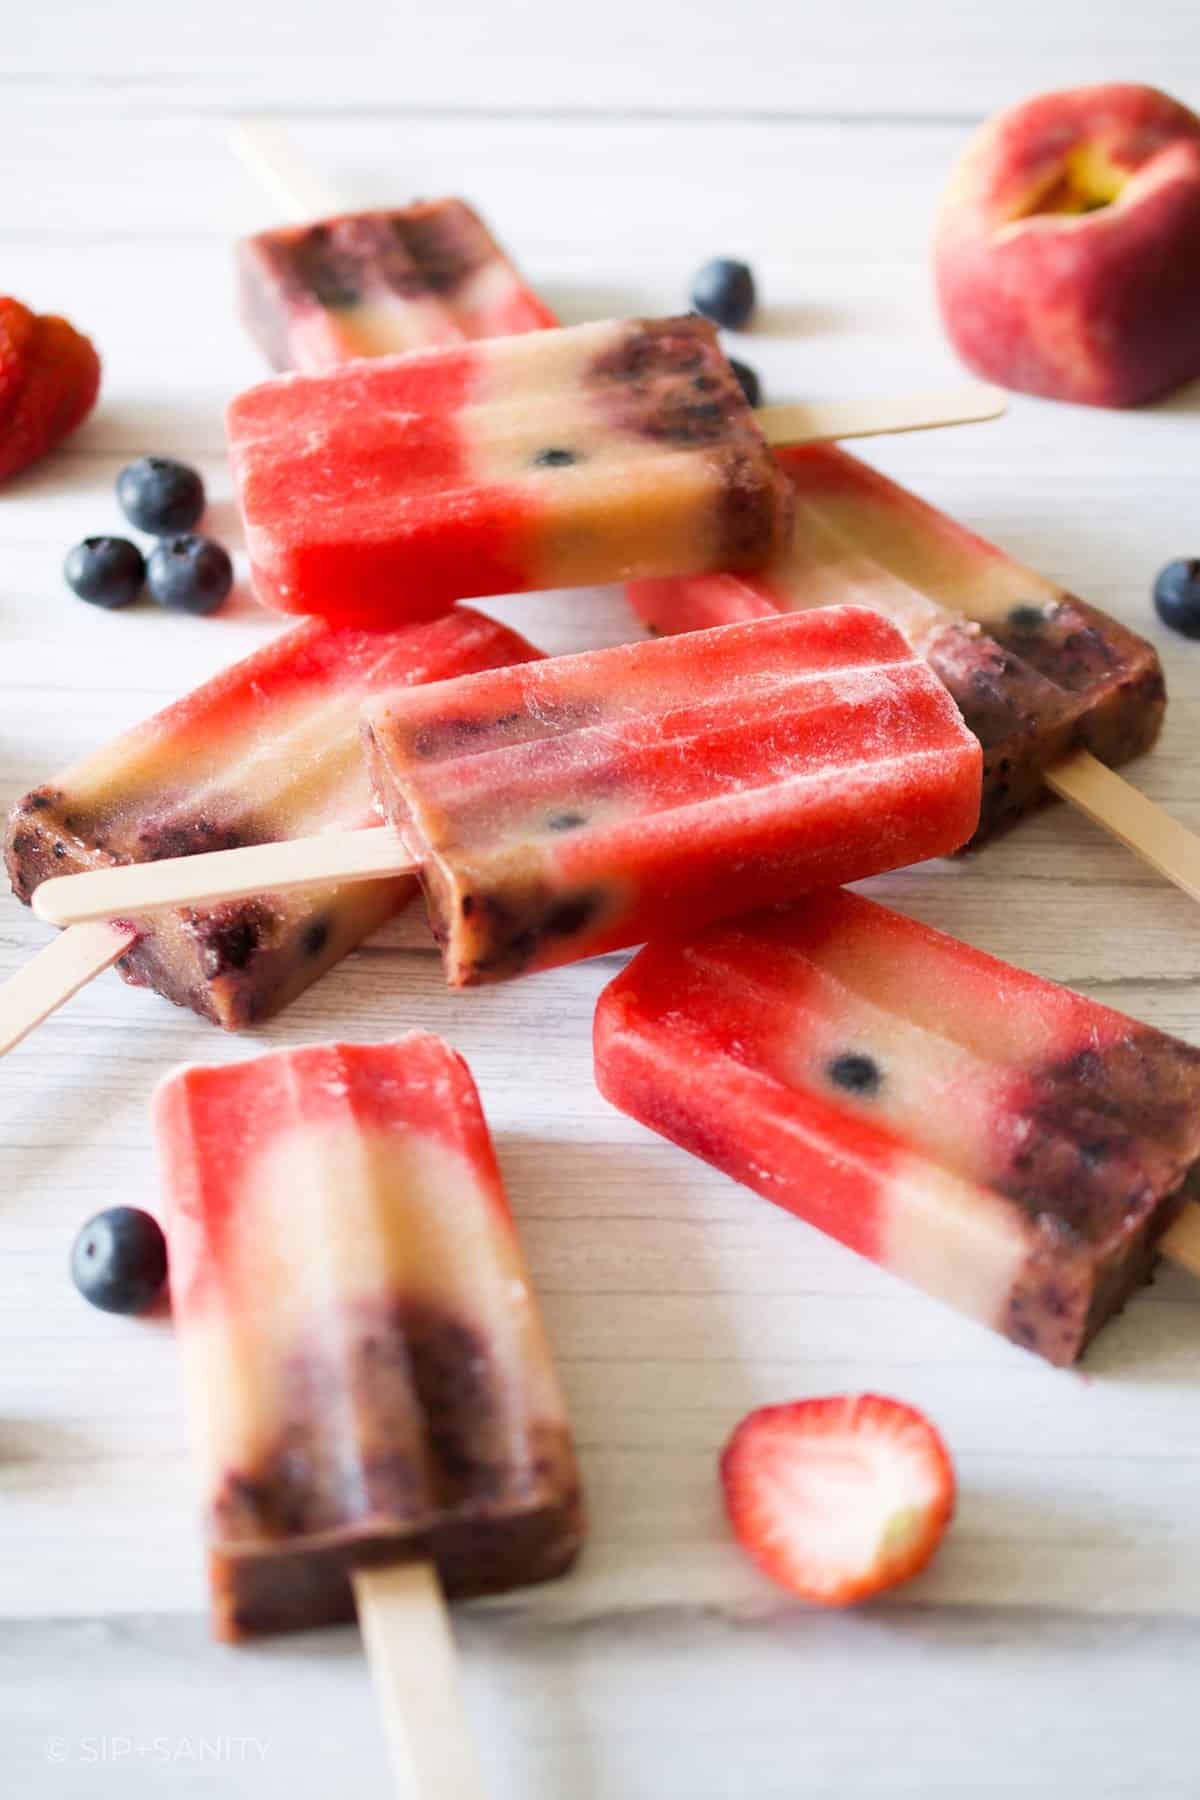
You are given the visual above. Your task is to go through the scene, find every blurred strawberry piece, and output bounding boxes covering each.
[0,297,100,483]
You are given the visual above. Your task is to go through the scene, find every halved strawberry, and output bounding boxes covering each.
[0,298,100,483]
[720,1394,955,1605]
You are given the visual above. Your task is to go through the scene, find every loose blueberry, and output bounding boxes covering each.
[1153,560,1200,640]
[116,456,206,535]
[827,1053,882,1096]
[690,258,757,330]
[146,534,234,615]
[533,447,579,468]
[728,359,761,407]
[70,1207,167,1315]
[63,536,146,609]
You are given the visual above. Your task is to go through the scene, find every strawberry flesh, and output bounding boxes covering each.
[720,1394,955,1605]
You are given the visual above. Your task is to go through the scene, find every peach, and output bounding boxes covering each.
[934,83,1200,407]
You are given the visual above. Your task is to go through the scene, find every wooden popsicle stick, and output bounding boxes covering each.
[757,383,1007,448]
[228,119,346,223]
[32,826,414,928]
[1162,1207,1200,1280]
[353,1563,487,1800]
[0,922,133,1056]
[1036,747,1200,1277]
[33,741,1200,932]
[1166,1223,1200,1276]
[1045,748,1200,904]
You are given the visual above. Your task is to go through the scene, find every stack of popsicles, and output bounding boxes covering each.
[4,167,1199,1798]
[33,609,983,987]
[3,187,1173,1035]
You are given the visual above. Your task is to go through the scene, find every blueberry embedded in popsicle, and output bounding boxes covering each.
[588,316,759,448]
[981,591,1166,766]
[463,886,610,981]
[191,903,269,980]
[301,916,331,959]
[390,204,499,296]
[290,225,365,310]
[532,447,580,468]
[412,712,515,759]
[827,1053,882,1096]
[211,1296,517,1539]
[409,701,597,762]
[923,623,1086,840]
[4,787,76,903]
[136,816,251,860]
[542,891,602,939]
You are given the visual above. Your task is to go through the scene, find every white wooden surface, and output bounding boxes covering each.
[3,6,1200,1792]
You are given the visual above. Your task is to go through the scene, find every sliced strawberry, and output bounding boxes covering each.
[0,299,100,483]
[720,1394,955,1605]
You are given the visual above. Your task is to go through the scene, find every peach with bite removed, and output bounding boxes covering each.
[934,83,1200,407]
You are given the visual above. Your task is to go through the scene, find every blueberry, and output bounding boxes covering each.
[301,916,331,959]
[690,258,757,330]
[146,534,234,615]
[728,358,761,407]
[533,447,578,468]
[827,1052,882,1096]
[1153,560,1200,640]
[117,456,206,535]
[63,536,146,609]
[71,1207,167,1315]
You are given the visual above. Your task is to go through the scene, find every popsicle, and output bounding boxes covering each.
[4,608,540,1031]
[594,890,1200,1365]
[239,199,559,372]
[158,1035,584,1790]
[158,1034,584,1636]
[228,313,795,625]
[630,444,1167,844]
[35,609,985,986]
